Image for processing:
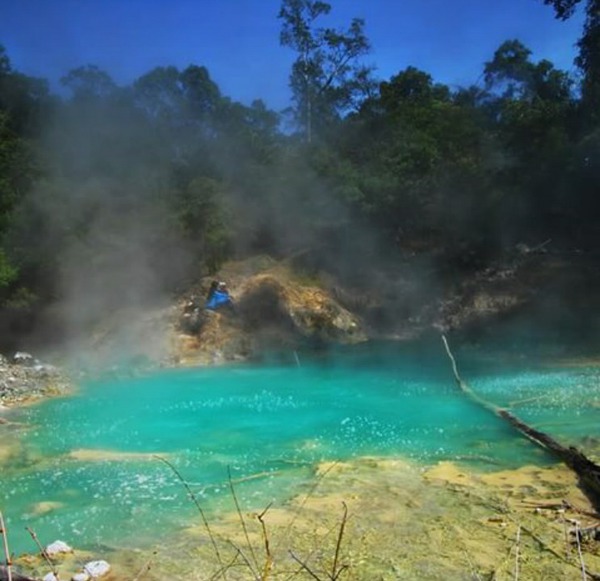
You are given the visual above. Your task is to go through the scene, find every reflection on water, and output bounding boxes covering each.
[0,340,599,560]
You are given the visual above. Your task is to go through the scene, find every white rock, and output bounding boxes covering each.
[13,351,33,365]
[83,560,111,578]
[43,573,59,581]
[72,573,90,581]
[45,540,73,555]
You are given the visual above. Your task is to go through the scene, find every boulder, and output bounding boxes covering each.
[45,540,73,556]
[173,269,366,364]
[81,559,111,578]
[12,352,34,366]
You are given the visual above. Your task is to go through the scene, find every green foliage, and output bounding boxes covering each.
[576,0,600,112]
[0,111,33,228]
[0,247,17,289]
[278,0,373,142]
[133,64,222,133]
[544,0,582,19]
[61,64,118,102]
[174,176,232,273]
[544,0,600,116]
[3,285,37,309]
[329,66,492,251]
[0,4,600,346]
[484,40,573,102]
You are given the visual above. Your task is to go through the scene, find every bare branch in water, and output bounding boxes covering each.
[440,334,600,512]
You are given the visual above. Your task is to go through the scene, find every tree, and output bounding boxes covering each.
[0,45,50,136]
[61,65,118,101]
[482,40,578,245]
[544,0,600,112]
[0,48,45,304]
[278,0,373,142]
[0,45,10,76]
[173,176,231,273]
[484,40,573,102]
[331,66,492,255]
[180,65,221,123]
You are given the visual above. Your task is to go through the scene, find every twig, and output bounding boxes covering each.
[287,504,351,581]
[509,395,550,407]
[450,523,483,581]
[0,511,12,581]
[154,455,227,580]
[25,527,57,579]
[573,521,587,581]
[208,548,243,581]
[529,238,552,253]
[331,503,348,581]
[277,462,339,551]
[441,335,497,413]
[227,466,259,577]
[226,541,259,581]
[560,511,571,562]
[462,548,483,581]
[514,524,521,581]
[256,504,273,580]
[289,551,322,581]
[131,550,157,581]
[283,517,349,581]
[441,334,461,386]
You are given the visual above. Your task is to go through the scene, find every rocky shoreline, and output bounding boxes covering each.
[0,352,73,410]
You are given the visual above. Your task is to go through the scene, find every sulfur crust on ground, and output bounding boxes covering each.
[18,455,598,581]
[171,262,365,367]
[66,448,166,462]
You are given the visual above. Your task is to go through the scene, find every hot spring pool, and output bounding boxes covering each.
[1,341,598,556]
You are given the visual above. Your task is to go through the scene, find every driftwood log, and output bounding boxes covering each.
[442,335,600,512]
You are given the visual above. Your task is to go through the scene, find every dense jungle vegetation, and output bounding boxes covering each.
[0,0,598,349]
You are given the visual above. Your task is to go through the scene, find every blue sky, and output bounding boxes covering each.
[0,0,585,110]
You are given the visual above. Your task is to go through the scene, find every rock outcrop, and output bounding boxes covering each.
[172,258,366,365]
[0,352,72,408]
[9,248,590,379]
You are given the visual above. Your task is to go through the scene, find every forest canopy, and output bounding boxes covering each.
[0,0,598,348]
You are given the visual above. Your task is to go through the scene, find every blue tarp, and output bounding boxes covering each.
[205,289,233,310]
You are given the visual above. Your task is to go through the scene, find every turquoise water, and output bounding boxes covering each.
[1,341,598,555]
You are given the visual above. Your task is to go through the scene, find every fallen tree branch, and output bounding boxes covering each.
[520,499,599,516]
[441,335,600,512]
